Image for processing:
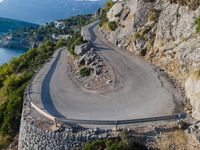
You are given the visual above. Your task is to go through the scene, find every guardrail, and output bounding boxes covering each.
[25,41,187,129]
[56,113,187,126]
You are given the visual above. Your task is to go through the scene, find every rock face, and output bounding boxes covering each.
[107,2,123,22]
[185,70,200,120]
[100,0,200,119]
[74,43,90,56]
[100,0,200,84]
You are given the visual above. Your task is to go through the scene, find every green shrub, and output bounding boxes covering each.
[148,9,159,21]
[80,68,91,77]
[108,21,118,31]
[55,39,67,49]
[134,32,141,39]
[67,33,85,54]
[99,14,108,27]
[196,17,200,32]
[83,139,129,150]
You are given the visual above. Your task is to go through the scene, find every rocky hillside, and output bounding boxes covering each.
[99,0,200,119]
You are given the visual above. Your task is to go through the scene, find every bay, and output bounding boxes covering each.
[0,47,27,65]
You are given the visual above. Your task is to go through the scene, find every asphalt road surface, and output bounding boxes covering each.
[30,22,183,121]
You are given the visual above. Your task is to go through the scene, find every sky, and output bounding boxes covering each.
[0,0,105,24]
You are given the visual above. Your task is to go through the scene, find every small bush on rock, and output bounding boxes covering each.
[148,9,159,21]
[108,21,118,31]
[80,67,91,77]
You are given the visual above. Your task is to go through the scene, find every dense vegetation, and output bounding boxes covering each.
[0,40,56,149]
[0,17,38,34]
[0,15,92,148]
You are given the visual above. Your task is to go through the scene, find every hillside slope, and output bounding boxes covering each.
[0,17,38,34]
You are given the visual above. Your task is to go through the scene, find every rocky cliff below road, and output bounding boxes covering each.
[99,0,200,120]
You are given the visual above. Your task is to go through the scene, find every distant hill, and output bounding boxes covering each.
[0,17,38,34]
[0,0,105,24]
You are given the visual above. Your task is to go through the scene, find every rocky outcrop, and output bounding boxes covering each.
[74,43,90,56]
[185,69,200,120]
[100,0,200,82]
[99,0,200,120]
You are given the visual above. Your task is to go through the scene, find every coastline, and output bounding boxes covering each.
[0,47,27,65]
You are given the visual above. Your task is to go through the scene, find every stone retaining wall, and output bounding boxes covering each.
[19,120,108,150]
[18,96,111,150]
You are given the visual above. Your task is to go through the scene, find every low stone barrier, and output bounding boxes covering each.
[19,119,108,150]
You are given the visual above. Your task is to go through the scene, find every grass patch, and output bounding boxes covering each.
[80,68,91,77]
[195,17,200,33]
[148,9,159,22]
[108,21,118,31]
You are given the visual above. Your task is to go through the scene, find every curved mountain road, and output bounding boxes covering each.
[30,22,184,124]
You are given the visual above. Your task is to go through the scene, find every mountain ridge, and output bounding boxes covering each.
[0,17,38,34]
[0,0,105,24]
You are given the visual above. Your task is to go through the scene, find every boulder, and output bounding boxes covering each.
[77,54,86,67]
[74,43,90,56]
[107,2,123,22]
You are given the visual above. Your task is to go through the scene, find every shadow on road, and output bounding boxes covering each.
[41,50,66,119]
[41,49,85,129]
[87,21,113,52]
